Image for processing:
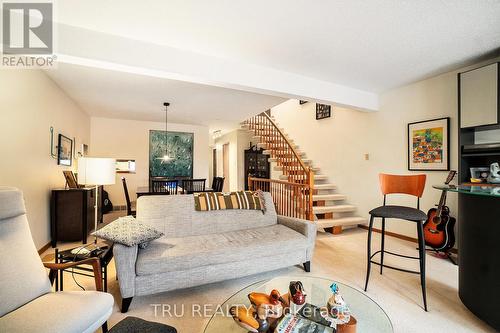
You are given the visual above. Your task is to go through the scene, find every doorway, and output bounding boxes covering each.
[222,143,230,191]
[212,148,217,179]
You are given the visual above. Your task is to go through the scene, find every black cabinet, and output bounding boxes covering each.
[457,63,500,331]
[244,145,270,190]
[50,187,103,247]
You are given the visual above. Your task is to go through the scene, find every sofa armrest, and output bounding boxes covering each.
[277,215,317,261]
[113,243,138,298]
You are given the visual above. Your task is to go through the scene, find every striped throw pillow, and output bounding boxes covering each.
[194,191,264,212]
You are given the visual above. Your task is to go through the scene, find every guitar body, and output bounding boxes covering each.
[424,206,456,251]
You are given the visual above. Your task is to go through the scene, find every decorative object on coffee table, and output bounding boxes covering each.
[230,306,268,333]
[289,281,306,305]
[248,290,285,318]
[325,283,352,327]
[204,276,392,333]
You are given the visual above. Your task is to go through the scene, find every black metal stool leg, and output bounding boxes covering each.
[364,215,374,291]
[417,220,428,311]
[380,218,385,275]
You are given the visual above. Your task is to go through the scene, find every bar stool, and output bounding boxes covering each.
[364,173,428,311]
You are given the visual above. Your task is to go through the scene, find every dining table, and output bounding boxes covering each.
[136,186,213,198]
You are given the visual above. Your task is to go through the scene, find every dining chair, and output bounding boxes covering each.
[364,173,428,311]
[121,177,136,217]
[182,179,206,194]
[151,179,178,195]
[211,177,225,192]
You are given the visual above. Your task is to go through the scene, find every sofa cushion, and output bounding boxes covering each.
[136,192,277,238]
[0,291,113,333]
[135,224,308,276]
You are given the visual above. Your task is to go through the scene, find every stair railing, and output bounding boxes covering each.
[248,177,313,221]
[244,112,314,221]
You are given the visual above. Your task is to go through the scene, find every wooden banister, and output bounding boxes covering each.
[244,112,312,184]
[249,177,314,221]
[260,113,309,173]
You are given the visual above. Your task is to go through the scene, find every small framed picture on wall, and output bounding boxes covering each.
[316,103,331,120]
[408,117,450,171]
[57,134,73,166]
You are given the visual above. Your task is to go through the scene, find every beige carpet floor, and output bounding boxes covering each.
[42,212,495,333]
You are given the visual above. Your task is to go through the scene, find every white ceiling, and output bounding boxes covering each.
[55,0,500,93]
[45,63,285,131]
[43,1,500,129]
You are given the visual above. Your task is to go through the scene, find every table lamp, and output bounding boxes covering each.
[77,157,116,250]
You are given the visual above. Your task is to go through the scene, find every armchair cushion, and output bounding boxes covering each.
[0,188,51,317]
[0,291,114,333]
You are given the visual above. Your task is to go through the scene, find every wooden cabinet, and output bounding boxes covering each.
[244,145,270,190]
[50,187,103,247]
[459,62,499,129]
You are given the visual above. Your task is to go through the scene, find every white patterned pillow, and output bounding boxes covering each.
[93,216,163,247]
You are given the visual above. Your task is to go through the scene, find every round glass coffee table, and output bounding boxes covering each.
[204,276,393,333]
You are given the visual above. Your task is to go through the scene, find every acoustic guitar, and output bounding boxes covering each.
[423,171,456,252]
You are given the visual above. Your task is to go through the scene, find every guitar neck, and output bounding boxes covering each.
[437,190,447,216]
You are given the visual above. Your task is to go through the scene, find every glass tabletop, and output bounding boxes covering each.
[433,184,500,198]
[204,276,393,333]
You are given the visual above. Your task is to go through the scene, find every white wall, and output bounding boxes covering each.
[213,129,253,191]
[0,70,90,249]
[272,70,463,239]
[90,117,209,206]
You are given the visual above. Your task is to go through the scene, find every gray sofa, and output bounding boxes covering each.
[114,192,316,312]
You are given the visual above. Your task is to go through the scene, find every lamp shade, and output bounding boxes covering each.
[77,157,116,185]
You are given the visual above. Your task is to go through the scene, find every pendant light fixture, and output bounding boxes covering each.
[160,102,173,163]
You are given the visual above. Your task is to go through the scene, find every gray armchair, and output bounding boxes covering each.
[0,187,114,333]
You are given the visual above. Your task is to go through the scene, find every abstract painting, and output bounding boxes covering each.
[408,117,450,171]
[149,130,193,177]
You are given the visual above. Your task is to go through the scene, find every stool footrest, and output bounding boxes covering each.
[369,260,421,275]
[370,250,420,260]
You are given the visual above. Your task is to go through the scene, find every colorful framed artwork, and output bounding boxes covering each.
[57,134,73,166]
[408,117,450,171]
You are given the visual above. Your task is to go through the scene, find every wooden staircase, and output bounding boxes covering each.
[243,112,365,233]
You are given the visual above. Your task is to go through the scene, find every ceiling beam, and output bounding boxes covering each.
[56,24,379,111]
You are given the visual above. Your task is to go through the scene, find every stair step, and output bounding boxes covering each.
[314,183,336,190]
[313,174,328,181]
[313,205,356,214]
[316,217,367,228]
[313,194,347,201]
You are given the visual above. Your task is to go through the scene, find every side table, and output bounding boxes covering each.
[55,243,114,292]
